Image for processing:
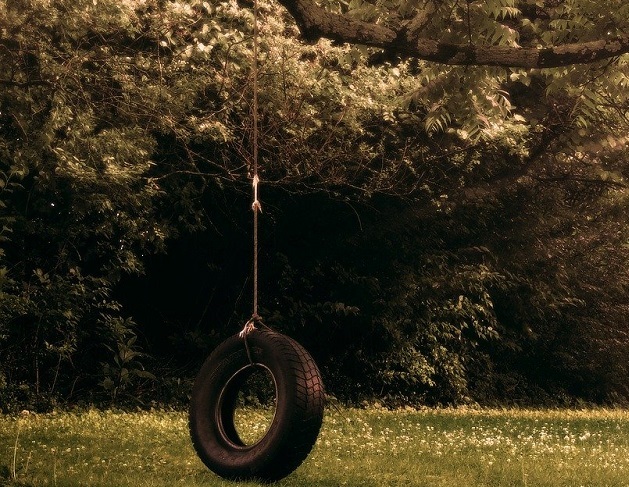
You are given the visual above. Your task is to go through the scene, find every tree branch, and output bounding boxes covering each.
[535,175,627,189]
[276,0,629,68]
[403,0,438,40]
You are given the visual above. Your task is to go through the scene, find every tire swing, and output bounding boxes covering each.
[189,325,325,481]
[188,1,324,481]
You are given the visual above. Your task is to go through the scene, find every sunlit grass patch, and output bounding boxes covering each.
[0,410,199,487]
[232,407,276,446]
[304,407,629,487]
[1,407,629,486]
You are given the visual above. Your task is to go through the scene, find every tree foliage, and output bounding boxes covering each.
[1,0,629,410]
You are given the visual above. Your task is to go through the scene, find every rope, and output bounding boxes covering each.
[241,0,261,339]
[240,317,256,365]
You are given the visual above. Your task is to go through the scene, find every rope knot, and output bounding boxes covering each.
[239,314,263,338]
[252,200,262,212]
[239,318,256,338]
[252,174,262,212]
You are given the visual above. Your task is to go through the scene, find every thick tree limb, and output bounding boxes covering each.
[277,0,629,68]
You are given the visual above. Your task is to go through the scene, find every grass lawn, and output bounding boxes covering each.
[1,406,629,486]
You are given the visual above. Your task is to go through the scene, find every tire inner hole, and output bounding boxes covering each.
[231,365,277,446]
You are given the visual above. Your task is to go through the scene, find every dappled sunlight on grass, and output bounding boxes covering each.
[303,407,629,486]
[1,407,629,486]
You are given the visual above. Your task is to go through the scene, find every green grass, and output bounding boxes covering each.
[1,407,629,486]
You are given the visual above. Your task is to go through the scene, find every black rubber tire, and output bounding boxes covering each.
[189,327,325,482]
